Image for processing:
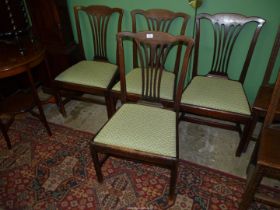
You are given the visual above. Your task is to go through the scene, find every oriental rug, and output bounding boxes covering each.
[0,117,279,210]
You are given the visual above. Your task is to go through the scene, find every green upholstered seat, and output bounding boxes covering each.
[181,76,251,115]
[94,103,176,157]
[112,68,175,100]
[55,60,118,88]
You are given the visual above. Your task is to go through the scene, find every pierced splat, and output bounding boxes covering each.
[117,31,194,103]
[74,5,123,61]
[131,9,189,74]
[136,38,172,100]
[132,9,189,34]
[193,13,265,83]
[210,22,243,76]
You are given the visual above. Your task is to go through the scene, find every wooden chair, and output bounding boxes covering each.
[53,5,123,118]
[90,31,194,200]
[245,26,280,146]
[179,13,266,156]
[110,9,190,112]
[239,70,280,209]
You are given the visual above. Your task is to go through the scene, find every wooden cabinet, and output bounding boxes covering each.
[26,0,79,80]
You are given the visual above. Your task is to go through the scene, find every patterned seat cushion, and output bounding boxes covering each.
[181,76,251,115]
[112,68,175,100]
[55,60,117,88]
[94,103,176,157]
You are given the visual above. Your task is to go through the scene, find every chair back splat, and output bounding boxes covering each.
[74,5,123,61]
[131,9,190,75]
[179,13,266,157]
[118,31,193,105]
[193,13,265,83]
[90,31,194,201]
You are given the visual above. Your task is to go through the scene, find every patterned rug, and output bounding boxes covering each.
[0,117,279,210]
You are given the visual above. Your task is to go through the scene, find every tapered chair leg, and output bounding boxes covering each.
[236,120,252,157]
[169,161,178,201]
[54,90,67,117]
[242,113,260,152]
[90,145,103,183]
[111,95,118,115]
[246,112,260,140]
[105,95,113,119]
[108,93,117,118]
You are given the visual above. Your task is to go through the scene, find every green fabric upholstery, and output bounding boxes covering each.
[181,76,251,115]
[94,103,176,157]
[112,68,175,100]
[55,60,118,88]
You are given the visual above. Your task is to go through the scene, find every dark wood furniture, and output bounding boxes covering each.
[111,9,190,113]
[179,13,266,157]
[53,5,123,118]
[0,0,30,41]
[0,39,51,149]
[0,0,32,97]
[245,26,280,146]
[25,0,79,80]
[90,31,194,200]
[239,70,280,209]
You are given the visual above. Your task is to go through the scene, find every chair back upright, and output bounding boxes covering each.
[262,70,280,130]
[262,25,280,86]
[131,9,190,75]
[117,31,194,109]
[193,13,265,83]
[74,5,123,62]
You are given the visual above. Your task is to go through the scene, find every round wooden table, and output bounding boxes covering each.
[0,39,52,149]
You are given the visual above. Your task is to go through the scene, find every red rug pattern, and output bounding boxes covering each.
[0,117,279,210]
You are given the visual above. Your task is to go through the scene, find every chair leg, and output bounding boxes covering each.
[0,122,12,149]
[54,90,67,117]
[242,113,259,152]
[105,95,113,119]
[90,144,103,183]
[250,135,260,165]
[111,95,117,115]
[246,112,259,141]
[169,161,178,201]
[239,165,264,210]
[236,120,252,157]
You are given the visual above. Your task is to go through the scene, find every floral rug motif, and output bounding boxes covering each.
[0,117,279,210]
